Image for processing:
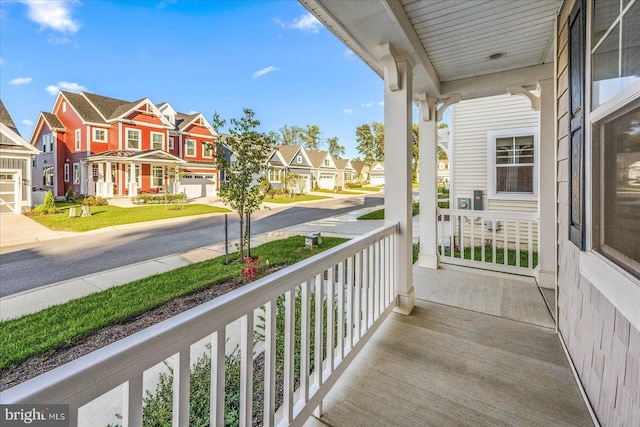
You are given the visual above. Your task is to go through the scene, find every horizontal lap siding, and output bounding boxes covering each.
[556,1,640,424]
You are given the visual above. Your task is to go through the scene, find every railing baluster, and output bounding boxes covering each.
[460,214,465,259]
[240,312,254,426]
[283,289,295,423]
[355,251,362,340]
[346,256,354,349]
[481,215,486,263]
[327,266,335,373]
[529,221,534,268]
[263,299,276,427]
[503,219,508,266]
[492,217,497,265]
[362,247,369,332]
[314,273,325,417]
[516,220,521,268]
[211,330,225,427]
[172,349,190,427]
[471,214,475,261]
[300,281,311,404]
[337,261,345,361]
[124,375,143,427]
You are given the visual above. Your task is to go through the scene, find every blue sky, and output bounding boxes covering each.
[0,0,432,159]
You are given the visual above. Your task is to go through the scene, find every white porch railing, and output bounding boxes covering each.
[0,223,398,427]
[437,209,539,276]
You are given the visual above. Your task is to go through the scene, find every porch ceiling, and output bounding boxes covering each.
[301,0,561,100]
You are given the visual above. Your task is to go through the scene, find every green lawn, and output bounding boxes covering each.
[358,202,420,220]
[0,236,348,371]
[264,194,330,204]
[352,186,380,192]
[313,188,365,195]
[28,204,231,232]
[439,245,538,268]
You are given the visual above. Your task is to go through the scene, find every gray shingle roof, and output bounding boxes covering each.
[333,159,348,170]
[305,150,331,168]
[41,112,65,130]
[81,92,145,120]
[175,112,199,131]
[0,99,19,135]
[277,145,302,164]
[61,91,107,124]
[350,160,366,173]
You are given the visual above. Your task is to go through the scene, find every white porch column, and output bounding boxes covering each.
[382,43,414,315]
[537,79,556,288]
[129,162,138,197]
[105,161,114,197]
[417,94,439,269]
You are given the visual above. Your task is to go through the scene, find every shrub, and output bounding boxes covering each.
[65,187,74,202]
[82,196,109,206]
[345,182,362,189]
[259,177,271,196]
[412,201,419,216]
[135,193,186,205]
[267,188,276,199]
[31,204,47,215]
[43,190,56,210]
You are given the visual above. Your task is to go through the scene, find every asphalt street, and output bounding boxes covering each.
[0,194,384,297]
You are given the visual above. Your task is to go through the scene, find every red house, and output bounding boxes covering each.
[30,91,219,198]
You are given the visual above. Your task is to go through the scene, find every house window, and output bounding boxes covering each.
[297,156,302,164]
[591,100,640,278]
[591,0,640,110]
[151,132,164,150]
[127,129,141,150]
[43,133,54,152]
[268,168,281,182]
[93,128,107,142]
[169,137,175,150]
[127,165,142,187]
[152,166,164,188]
[185,139,196,157]
[323,159,330,167]
[203,142,213,158]
[44,166,54,186]
[487,129,537,199]
[75,129,81,151]
[73,163,79,183]
[62,101,67,113]
[64,164,70,182]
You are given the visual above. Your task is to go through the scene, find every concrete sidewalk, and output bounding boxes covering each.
[1,205,404,321]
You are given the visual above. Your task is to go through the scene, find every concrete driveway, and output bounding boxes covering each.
[0,214,74,250]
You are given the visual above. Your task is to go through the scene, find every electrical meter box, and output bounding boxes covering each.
[457,197,471,210]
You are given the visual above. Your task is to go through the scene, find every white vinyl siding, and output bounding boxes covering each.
[452,93,539,214]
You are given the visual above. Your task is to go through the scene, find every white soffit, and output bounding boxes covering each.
[302,0,562,100]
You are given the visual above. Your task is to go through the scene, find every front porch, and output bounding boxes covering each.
[309,265,592,426]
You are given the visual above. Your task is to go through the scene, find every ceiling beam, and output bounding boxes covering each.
[440,63,554,100]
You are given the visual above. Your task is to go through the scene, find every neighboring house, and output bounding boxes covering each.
[436,159,449,185]
[277,145,314,193]
[333,158,355,189]
[350,160,369,183]
[306,150,337,190]
[368,161,385,185]
[0,100,40,214]
[30,91,218,199]
[449,93,539,213]
[265,149,287,189]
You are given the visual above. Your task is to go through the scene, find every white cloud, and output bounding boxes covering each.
[45,81,86,95]
[9,77,32,86]
[377,101,384,106]
[361,102,374,108]
[21,0,80,34]
[188,110,198,115]
[22,119,33,126]
[47,34,74,45]
[274,13,321,34]
[343,108,353,115]
[253,66,278,79]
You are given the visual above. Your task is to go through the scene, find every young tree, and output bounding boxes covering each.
[212,108,275,260]
[278,124,303,145]
[283,171,306,196]
[355,121,385,166]
[327,136,345,158]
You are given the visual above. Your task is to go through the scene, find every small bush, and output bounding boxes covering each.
[43,190,56,210]
[31,204,47,215]
[65,187,74,202]
[345,182,362,189]
[135,193,186,205]
[259,177,271,196]
[82,196,109,206]
[412,202,419,216]
[267,188,276,199]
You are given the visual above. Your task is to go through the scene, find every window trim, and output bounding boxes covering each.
[64,164,70,183]
[268,168,281,183]
[151,132,165,151]
[486,128,539,201]
[169,136,175,150]
[185,139,196,157]
[151,166,164,188]
[202,141,214,158]
[43,133,54,152]
[93,128,108,143]
[126,129,141,151]
[74,129,81,151]
[73,163,79,183]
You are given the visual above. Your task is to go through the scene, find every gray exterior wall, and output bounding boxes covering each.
[556,1,640,424]
[0,156,29,202]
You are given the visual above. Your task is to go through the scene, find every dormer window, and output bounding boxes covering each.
[297,156,302,163]
[323,159,330,167]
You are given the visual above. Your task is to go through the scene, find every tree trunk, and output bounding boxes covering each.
[238,215,245,260]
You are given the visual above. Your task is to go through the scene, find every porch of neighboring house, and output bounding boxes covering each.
[305,264,591,427]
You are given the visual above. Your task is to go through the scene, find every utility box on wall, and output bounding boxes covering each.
[457,197,471,210]
[473,190,483,210]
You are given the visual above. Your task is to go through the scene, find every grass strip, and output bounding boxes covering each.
[29,204,231,232]
[0,236,347,371]
[313,189,364,195]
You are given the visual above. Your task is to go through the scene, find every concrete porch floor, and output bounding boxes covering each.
[305,265,593,426]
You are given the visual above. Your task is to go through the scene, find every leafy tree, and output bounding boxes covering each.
[278,124,303,145]
[438,123,449,129]
[212,108,275,260]
[412,124,420,180]
[438,146,448,160]
[283,171,306,196]
[355,121,385,167]
[300,124,321,150]
[326,136,345,158]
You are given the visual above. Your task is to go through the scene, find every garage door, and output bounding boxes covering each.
[318,174,335,190]
[179,174,217,198]
[0,173,19,214]
[370,175,385,185]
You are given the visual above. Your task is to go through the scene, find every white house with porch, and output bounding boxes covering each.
[2,1,638,426]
